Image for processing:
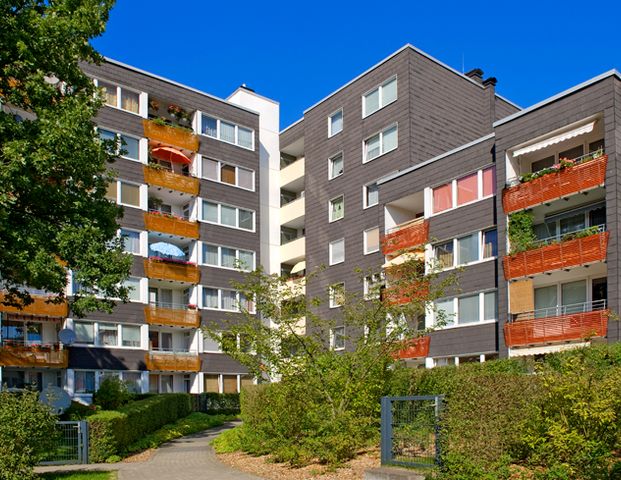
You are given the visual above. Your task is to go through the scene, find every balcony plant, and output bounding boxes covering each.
[187,303,197,310]
[150,116,194,133]
[149,255,195,266]
[508,211,537,254]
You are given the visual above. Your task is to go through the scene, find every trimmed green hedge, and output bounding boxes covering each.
[88,393,192,462]
[191,393,240,415]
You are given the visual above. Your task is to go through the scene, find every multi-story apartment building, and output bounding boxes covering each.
[1,44,620,399]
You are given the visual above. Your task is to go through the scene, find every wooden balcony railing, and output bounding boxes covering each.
[143,119,199,151]
[504,301,608,347]
[145,304,200,328]
[503,231,608,280]
[144,212,199,239]
[0,343,68,368]
[395,336,430,359]
[503,154,607,214]
[143,166,199,196]
[381,219,429,256]
[145,351,201,372]
[0,293,67,318]
[144,258,200,284]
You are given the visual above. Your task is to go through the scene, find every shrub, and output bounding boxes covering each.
[192,392,240,415]
[0,390,57,480]
[93,377,131,411]
[212,426,244,454]
[88,393,192,462]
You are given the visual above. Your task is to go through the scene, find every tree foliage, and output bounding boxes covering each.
[0,0,132,315]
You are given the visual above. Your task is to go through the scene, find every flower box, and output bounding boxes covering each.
[143,119,199,151]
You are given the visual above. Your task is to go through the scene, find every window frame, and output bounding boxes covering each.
[97,126,142,162]
[329,283,345,309]
[200,200,256,232]
[363,182,379,208]
[199,114,255,150]
[119,228,142,256]
[329,238,345,266]
[201,286,256,314]
[363,123,398,163]
[363,273,383,300]
[432,229,497,271]
[433,290,497,329]
[328,195,345,223]
[328,108,343,138]
[72,320,143,349]
[362,76,398,118]
[94,78,142,116]
[200,156,255,191]
[107,179,143,209]
[200,243,256,271]
[328,151,344,180]
[430,165,496,216]
[330,326,346,351]
[363,227,380,255]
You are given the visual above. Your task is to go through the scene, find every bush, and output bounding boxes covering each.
[212,426,244,454]
[93,377,131,411]
[0,390,57,480]
[192,393,240,415]
[88,393,192,462]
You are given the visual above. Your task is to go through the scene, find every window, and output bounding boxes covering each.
[364,124,398,162]
[435,299,455,327]
[121,325,141,347]
[432,166,495,214]
[482,230,497,259]
[74,321,94,344]
[123,277,142,302]
[201,157,255,191]
[457,233,478,265]
[329,283,345,308]
[434,241,454,268]
[433,183,453,214]
[107,180,142,208]
[98,128,140,161]
[363,77,397,117]
[203,288,219,309]
[120,229,141,255]
[202,287,255,313]
[202,244,255,271]
[98,323,118,346]
[329,195,344,222]
[435,291,497,327]
[364,183,379,208]
[201,200,255,231]
[364,227,380,254]
[331,326,345,350]
[364,273,383,300]
[122,372,142,393]
[328,152,344,179]
[328,109,343,137]
[329,238,345,265]
[458,295,479,324]
[435,229,497,270]
[457,173,478,206]
[482,166,496,197]
[483,291,497,321]
[200,115,254,150]
[74,321,141,348]
[96,79,140,114]
[74,371,96,394]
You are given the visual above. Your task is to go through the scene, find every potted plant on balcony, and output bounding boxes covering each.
[187,303,197,310]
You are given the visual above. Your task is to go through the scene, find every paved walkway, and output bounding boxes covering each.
[36,422,263,480]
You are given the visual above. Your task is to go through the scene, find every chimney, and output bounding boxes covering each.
[239,83,255,93]
[465,68,484,84]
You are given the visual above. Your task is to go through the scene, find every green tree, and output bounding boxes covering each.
[0,0,132,315]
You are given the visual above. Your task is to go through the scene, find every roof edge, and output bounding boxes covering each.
[280,116,304,135]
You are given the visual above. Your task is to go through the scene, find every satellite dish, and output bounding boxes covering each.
[58,328,76,346]
[40,386,72,415]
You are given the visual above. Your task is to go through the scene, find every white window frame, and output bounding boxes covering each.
[200,156,255,191]
[328,152,344,180]
[432,229,497,271]
[432,290,497,329]
[329,238,345,265]
[71,320,144,349]
[363,227,380,255]
[363,123,398,163]
[363,182,379,208]
[108,179,144,209]
[328,108,343,137]
[119,228,144,256]
[429,166,496,217]
[201,287,256,314]
[329,195,345,223]
[94,78,142,116]
[199,114,255,150]
[97,126,143,162]
[329,283,345,309]
[200,243,256,271]
[200,200,255,232]
[363,273,383,300]
[362,76,398,118]
[330,326,346,351]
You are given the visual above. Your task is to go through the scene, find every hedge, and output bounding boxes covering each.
[191,392,240,415]
[88,393,192,462]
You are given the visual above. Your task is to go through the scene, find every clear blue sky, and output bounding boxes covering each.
[93,0,621,130]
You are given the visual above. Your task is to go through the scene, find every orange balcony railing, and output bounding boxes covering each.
[144,212,199,239]
[144,258,200,284]
[145,303,200,328]
[143,166,199,196]
[0,293,67,318]
[504,301,608,347]
[0,342,68,368]
[503,154,607,214]
[382,281,430,306]
[145,351,201,372]
[503,230,608,280]
[143,119,199,151]
[395,336,430,359]
[381,219,429,256]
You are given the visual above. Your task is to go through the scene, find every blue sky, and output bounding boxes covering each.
[93,0,621,130]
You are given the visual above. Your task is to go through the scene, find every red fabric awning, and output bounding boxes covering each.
[151,146,191,165]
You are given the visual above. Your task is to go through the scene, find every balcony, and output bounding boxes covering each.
[145,303,200,328]
[281,236,305,265]
[504,301,608,348]
[382,280,430,306]
[381,219,429,256]
[143,166,199,196]
[0,293,68,318]
[395,336,430,359]
[144,212,199,239]
[503,153,607,214]
[145,351,201,372]
[144,258,200,284]
[280,157,305,189]
[280,197,305,227]
[503,229,608,280]
[143,119,199,152]
[0,342,68,368]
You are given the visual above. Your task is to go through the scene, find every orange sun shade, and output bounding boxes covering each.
[151,146,191,165]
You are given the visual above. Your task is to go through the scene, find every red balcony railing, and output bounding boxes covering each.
[503,230,608,280]
[0,342,68,368]
[503,154,607,214]
[395,336,430,359]
[382,281,430,306]
[504,301,608,347]
[381,219,429,256]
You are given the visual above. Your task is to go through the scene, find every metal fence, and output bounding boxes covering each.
[380,395,444,468]
[39,421,89,465]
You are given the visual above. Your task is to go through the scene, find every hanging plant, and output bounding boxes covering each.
[508,211,537,254]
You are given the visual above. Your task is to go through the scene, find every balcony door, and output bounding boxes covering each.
[561,280,587,314]
[592,278,607,309]
[534,286,557,318]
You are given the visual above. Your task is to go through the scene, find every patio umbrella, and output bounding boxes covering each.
[150,242,185,258]
[151,146,191,165]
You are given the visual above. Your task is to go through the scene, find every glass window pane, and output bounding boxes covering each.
[120,135,139,160]
[221,247,236,268]
[560,213,585,236]
[220,164,236,185]
[202,115,217,137]
[483,230,497,258]
[221,290,237,310]
[364,88,380,116]
[202,158,218,180]
[220,121,236,143]
[122,372,141,393]
[120,182,140,207]
[457,173,478,205]
[121,325,141,347]
[457,233,478,264]
[561,280,587,309]
[332,326,345,350]
[435,299,455,326]
[238,127,253,149]
[365,134,381,161]
[330,284,345,307]
[99,128,116,142]
[238,167,253,189]
[531,156,555,173]
[220,205,237,227]
[124,277,141,301]
[365,228,379,253]
[559,145,584,161]
[202,201,218,223]
[433,183,452,213]
[75,371,95,393]
[330,197,344,221]
[458,295,479,324]
[121,89,139,113]
[482,166,496,197]
[238,209,253,230]
[382,78,397,106]
[330,110,343,135]
[203,288,218,309]
[74,322,94,344]
[203,244,219,266]
[98,323,118,346]
[121,229,140,254]
[329,153,343,178]
[330,238,344,264]
[366,183,379,207]
[484,291,497,320]
[238,250,254,270]
[435,241,454,268]
[99,81,117,107]
[382,125,398,153]
[534,286,558,318]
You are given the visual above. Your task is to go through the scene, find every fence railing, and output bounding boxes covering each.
[509,299,607,323]
[39,421,88,465]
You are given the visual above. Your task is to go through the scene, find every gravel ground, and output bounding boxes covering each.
[217,449,380,480]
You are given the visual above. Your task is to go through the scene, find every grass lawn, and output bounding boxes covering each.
[40,472,116,480]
